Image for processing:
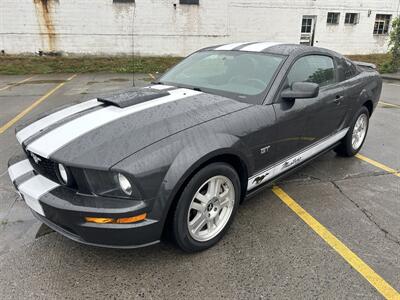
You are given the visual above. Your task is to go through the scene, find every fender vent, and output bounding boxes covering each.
[97,88,170,108]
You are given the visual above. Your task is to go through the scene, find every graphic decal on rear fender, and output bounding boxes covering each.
[247,128,349,191]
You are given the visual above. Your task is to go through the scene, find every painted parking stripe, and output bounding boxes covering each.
[214,42,249,51]
[240,42,282,52]
[16,99,101,144]
[18,175,59,216]
[379,101,400,109]
[0,76,35,92]
[7,159,34,182]
[0,74,77,135]
[248,128,348,190]
[27,88,202,158]
[355,154,400,177]
[272,186,400,300]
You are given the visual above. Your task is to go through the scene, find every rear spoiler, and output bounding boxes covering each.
[353,61,377,70]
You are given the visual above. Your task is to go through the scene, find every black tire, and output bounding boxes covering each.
[172,162,240,252]
[335,106,370,157]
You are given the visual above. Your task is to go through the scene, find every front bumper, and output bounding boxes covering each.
[8,155,162,248]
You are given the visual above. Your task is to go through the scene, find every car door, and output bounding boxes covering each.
[273,54,348,155]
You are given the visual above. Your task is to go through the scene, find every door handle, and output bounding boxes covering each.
[334,95,344,104]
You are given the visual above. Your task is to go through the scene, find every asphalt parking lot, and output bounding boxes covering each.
[0,74,399,299]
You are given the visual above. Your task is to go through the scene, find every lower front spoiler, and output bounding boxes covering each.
[8,154,163,249]
[32,210,160,249]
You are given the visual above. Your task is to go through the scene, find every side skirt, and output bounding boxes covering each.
[244,142,340,200]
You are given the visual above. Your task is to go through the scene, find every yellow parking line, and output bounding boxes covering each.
[355,154,400,178]
[272,186,400,300]
[148,73,156,80]
[379,101,400,109]
[0,76,35,92]
[0,74,77,134]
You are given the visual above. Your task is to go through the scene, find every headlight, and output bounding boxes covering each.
[84,169,141,200]
[57,163,68,184]
[117,173,132,196]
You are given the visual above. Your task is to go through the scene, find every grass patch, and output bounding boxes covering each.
[0,55,183,75]
[346,53,393,73]
[0,53,395,75]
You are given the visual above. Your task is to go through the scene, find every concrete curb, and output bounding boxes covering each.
[381,73,400,81]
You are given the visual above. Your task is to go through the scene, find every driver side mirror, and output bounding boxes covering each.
[281,82,319,100]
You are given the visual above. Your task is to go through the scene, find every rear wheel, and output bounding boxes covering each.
[172,163,240,252]
[335,106,369,157]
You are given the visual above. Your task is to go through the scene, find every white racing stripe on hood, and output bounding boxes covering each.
[26,88,202,158]
[240,42,282,52]
[214,42,249,51]
[148,84,175,90]
[17,99,101,144]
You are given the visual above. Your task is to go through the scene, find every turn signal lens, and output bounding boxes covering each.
[84,217,114,224]
[85,213,147,224]
[116,213,147,224]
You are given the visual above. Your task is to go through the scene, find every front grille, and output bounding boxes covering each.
[27,152,59,183]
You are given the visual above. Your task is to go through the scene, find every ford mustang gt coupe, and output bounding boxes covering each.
[8,42,382,252]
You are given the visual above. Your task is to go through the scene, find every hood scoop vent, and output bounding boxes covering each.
[97,88,170,108]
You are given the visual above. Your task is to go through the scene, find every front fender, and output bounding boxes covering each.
[162,132,251,199]
[112,131,252,224]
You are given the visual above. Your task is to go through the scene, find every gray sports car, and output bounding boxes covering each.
[8,42,382,252]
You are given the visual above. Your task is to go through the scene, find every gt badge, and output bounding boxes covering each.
[260,146,271,154]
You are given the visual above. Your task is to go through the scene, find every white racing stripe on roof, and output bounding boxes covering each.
[16,99,101,144]
[214,42,249,51]
[26,88,202,158]
[240,42,282,52]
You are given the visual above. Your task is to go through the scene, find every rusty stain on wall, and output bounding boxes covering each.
[33,0,59,51]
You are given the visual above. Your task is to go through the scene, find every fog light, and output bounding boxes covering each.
[117,173,132,196]
[58,163,68,184]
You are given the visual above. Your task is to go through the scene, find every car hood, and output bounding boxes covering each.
[19,86,250,169]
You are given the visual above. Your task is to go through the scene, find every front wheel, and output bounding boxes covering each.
[172,163,240,252]
[335,106,370,157]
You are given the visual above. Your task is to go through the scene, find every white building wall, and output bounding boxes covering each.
[0,0,399,56]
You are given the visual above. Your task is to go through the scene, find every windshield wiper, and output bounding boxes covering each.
[151,81,163,85]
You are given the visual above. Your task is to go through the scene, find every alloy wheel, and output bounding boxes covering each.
[352,113,368,150]
[187,175,235,242]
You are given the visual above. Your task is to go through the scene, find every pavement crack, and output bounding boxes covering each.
[330,180,400,247]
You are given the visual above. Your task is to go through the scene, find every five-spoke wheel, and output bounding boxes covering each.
[335,106,370,157]
[172,163,240,252]
[187,175,235,242]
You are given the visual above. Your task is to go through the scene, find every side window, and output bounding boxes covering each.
[287,55,336,87]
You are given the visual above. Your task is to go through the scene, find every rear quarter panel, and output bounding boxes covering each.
[343,69,382,124]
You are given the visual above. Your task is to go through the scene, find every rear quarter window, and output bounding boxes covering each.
[344,59,359,80]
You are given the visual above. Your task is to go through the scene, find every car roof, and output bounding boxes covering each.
[201,41,342,58]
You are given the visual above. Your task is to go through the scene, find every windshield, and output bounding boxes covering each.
[159,50,284,103]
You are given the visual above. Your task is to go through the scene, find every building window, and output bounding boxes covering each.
[327,12,340,24]
[179,0,199,4]
[301,18,313,33]
[345,13,359,25]
[373,14,391,34]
